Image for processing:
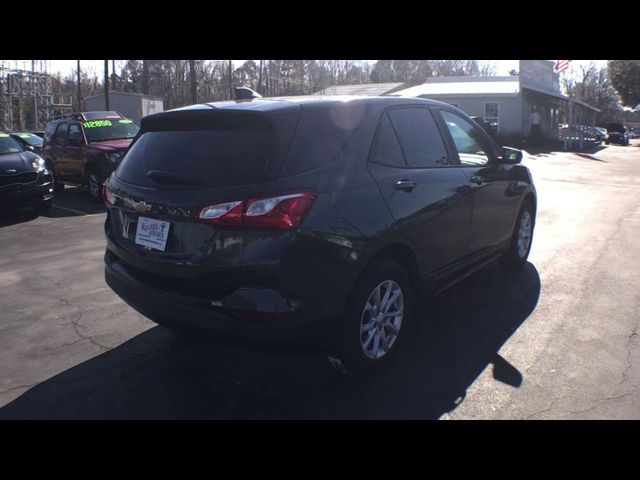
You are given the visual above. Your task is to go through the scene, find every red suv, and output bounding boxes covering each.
[42,111,139,200]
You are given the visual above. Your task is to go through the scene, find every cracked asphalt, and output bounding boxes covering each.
[1,141,639,419]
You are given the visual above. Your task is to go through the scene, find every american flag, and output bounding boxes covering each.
[554,60,570,73]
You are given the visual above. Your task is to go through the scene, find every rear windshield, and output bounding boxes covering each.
[116,105,365,188]
[117,128,275,188]
[83,119,139,143]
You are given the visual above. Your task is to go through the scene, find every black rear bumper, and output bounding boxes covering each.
[104,250,341,355]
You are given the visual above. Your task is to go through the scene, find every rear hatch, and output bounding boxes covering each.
[106,107,300,267]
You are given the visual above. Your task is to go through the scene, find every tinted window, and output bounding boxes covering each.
[282,104,366,175]
[370,113,405,167]
[44,122,58,144]
[53,123,69,145]
[387,108,448,168]
[440,110,491,166]
[117,129,273,188]
[67,124,83,145]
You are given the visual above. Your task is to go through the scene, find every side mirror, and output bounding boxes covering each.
[500,147,523,164]
[24,144,35,151]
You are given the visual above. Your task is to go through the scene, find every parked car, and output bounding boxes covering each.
[10,132,44,154]
[42,111,139,200]
[0,131,54,212]
[628,130,639,139]
[103,96,536,378]
[594,127,608,144]
[605,123,629,145]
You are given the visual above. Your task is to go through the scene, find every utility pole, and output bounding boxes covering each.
[142,60,149,95]
[228,60,233,99]
[189,60,197,104]
[77,60,82,112]
[32,60,38,129]
[112,60,116,90]
[104,60,110,110]
[258,60,263,95]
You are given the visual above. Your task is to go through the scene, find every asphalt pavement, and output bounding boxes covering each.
[0,141,639,419]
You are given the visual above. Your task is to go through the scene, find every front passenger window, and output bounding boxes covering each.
[440,110,491,166]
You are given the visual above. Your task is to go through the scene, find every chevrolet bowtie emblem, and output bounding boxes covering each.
[133,201,152,213]
[124,197,152,213]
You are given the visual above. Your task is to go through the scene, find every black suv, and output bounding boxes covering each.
[42,111,139,200]
[605,123,629,146]
[103,96,536,377]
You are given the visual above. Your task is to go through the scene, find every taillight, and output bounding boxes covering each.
[102,180,115,205]
[197,192,315,230]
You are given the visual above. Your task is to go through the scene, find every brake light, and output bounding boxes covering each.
[197,192,315,230]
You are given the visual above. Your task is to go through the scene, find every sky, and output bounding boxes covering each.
[5,59,609,79]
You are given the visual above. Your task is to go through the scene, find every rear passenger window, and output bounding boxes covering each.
[53,123,68,145]
[370,114,406,168]
[44,122,58,144]
[387,108,448,168]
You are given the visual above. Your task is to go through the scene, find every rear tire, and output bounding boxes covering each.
[501,200,534,271]
[328,259,413,379]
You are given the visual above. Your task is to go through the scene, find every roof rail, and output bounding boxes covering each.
[53,111,124,121]
[54,112,86,121]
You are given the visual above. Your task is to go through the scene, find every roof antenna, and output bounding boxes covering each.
[234,87,262,100]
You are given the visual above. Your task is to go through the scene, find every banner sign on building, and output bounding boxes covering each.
[519,60,561,96]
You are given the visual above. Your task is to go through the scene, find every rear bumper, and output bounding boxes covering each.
[104,249,342,354]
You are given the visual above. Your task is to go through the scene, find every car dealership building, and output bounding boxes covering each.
[391,60,599,143]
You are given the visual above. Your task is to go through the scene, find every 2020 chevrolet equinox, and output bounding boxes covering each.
[103,95,536,377]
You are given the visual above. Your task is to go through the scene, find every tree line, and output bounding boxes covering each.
[44,60,638,126]
[49,60,496,111]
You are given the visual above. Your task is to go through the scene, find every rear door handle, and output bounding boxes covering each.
[470,175,485,185]
[393,180,417,191]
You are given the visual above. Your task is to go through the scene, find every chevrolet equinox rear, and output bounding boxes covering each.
[104,96,536,377]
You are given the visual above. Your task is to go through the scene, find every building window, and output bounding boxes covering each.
[484,102,499,131]
[484,102,500,132]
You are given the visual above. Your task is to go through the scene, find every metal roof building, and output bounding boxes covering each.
[391,61,599,141]
[312,82,406,96]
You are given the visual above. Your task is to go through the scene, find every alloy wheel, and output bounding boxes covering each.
[359,280,404,360]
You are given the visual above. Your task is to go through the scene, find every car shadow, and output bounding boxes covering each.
[575,153,607,162]
[526,142,606,157]
[0,208,40,227]
[48,186,106,217]
[0,261,540,419]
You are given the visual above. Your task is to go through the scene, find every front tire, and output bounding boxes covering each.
[329,259,413,378]
[86,168,104,202]
[501,200,534,271]
[47,163,64,194]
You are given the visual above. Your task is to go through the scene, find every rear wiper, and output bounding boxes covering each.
[146,170,205,186]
